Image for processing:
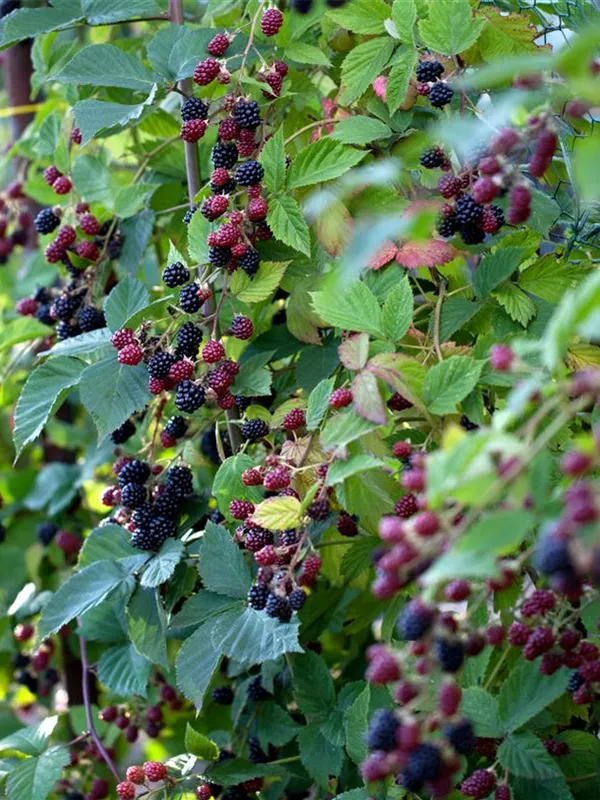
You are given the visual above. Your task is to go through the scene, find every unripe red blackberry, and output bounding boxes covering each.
[207,32,230,56]
[14,622,34,642]
[401,468,425,493]
[471,177,498,203]
[16,297,38,316]
[461,770,496,799]
[193,57,221,86]
[495,786,511,800]
[238,140,255,157]
[412,510,439,537]
[56,530,82,556]
[479,155,501,175]
[215,222,241,247]
[229,499,255,520]
[261,8,284,36]
[274,59,289,76]
[523,626,555,660]
[507,184,531,224]
[336,512,358,537]
[437,174,461,199]
[169,359,194,383]
[118,343,143,365]
[490,127,519,155]
[388,392,412,411]
[395,493,418,518]
[282,407,306,430]
[560,450,592,477]
[486,624,505,646]
[242,468,263,486]
[116,782,136,799]
[329,387,353,408]
[45,241,65,263]
[559,629,581,651]
[218,117,240,140]
[521,588,556,617]
[181,119,207,142]
[508,621,531,646]
[306,498,329,520]
[255,545,277,566]
[230,314,254,340]
[481,206,500,233]
[52,175,72,194]
[77,240,99,260]
[490,344,514,372]
[196,785,212,800]
[529,130,557,178]
[125,725,139,742]
[264,71,283,97]
[444,579,471,601]
[202,339,225,363]
[366,651,401,684]
[43,165,62,186]
[439,680,462,716]
[55,225,76,248]
[144,761,167,782]
[111,328,136,349]
[301,553,322,578]
[247,197,268,221]
[79,214,101,235]
[218,392,236,409]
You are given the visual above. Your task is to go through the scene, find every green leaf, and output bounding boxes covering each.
[573,135,600,201]
[212,455,263,517]
[231,352,273,397]
[291,652,336,721]
[498,732,564,779]
[147,25,215,81]
[169,591,240,635]
[0,717,59,757]
[493,283,536,327]
[321,411,380,451]
[331,116,392,145]
[338,333,369,370]
[285,41,331,66]
[82,0,162,25]
[187,211,210,264]
[25,463,81,516]
[325,455,383,485]
[79,524,141,567]
[256,702,300,750]
[58,44,156,91]
[312,282,384,338]
[72,154,111,204]
[206,758,285,786]
[327,0,392,34]
[498,662,569,733]
[352,371,387,424]
[113,182,157,219]
[339,37,396,105]
[175,619,222,710]
[438,298,483,340]
[13,357,84,458]
[140,539,184,588]
[461,688,502,737]
[367,352,427,410]
[392,0,417,43]
[306,377,335,431]
[230,261,288,304]
[382,275,413,342]
[298,724,343,787]
[1,1,83,48]
[47,328,112,359]
[211,607,303,665]
[199,522,252,599]
[103,276,150,332]
[7,746,70,800]
[544,271,600,371]
[519,256,590,304]
[474,246,526,298]
[340,536,379,581]
[184,724,219,760]
[252,496,302,531]
[287,139,368,190]
[511,776,575,800]
[127,585,168,669]
[0,316,51,353]
[267,196,311,256]
[344,685,370,763]
[79,357,151,442]
[423,356,484,415]
[456,509,534,557]
[386,49,417,114]
[260,128,286,194]
[554,730,600,794]
[418,0,486,55]
[97,642,151,698]
[73,89,156,146]
[38,560,132,638]
[120,210,155,275]
[79,596,128,643]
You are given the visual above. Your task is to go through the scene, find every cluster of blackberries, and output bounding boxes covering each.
[16,280,105,340]
[11,623,60,698]
[415,60,453,108]
[100,679,181,744]
[116,761,169,798]
[0,180,34,264]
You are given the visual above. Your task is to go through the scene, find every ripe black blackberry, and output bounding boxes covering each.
[12,652,30,669]
[288,588,306,610]
[17,671,38,694]
[420,147,446,169]
[56,320,80,340]
[455,194,483,224]
[248,736,268,764]
[247,676,271,701]
[416,60,444,83]
[175,380,205,413]
[436,214,458,238]
[443,719,475,754]
[78,305,105,332]
[131,524,168,552]
[181,96,209,121]
[238,247,260,276]
[223,787,250,800]
[121,482,147,509]
[183,205,197,225]
[211,686,234,705]
[132,504,154,528]
[148,351,176,379]
[235,395,251,412]
[210,177,236,195]
[366,709,399,751]
[241,418,269,442]
[402,744,442,786]
[434,638,465,672]
[164,416,188,439]
[568,670,584,692]
[107,233,123,260]
[209,508,225,524]
[38,521,59,545]
[459,223,486,245]
[176,321,203,358]
[208,247,232,268]
[167,465,194,496]
[163,261,190,288]
[490,204,505,227]
[265,593,292,621]
[292,0,313,11]
[234,160,264,187]
[179,283,202,313]
[110,419,136,444]
[154,487,184,518]
[280,529,298,546]
[150,515,176,539]
[117,459,151,487]
[34,207,60,234]
[396,600,434,640]
[33,286,51,304]
[211,142,239,169]
[232,99,261,130]
[429,81,454,108]
[53,293,81,321]
[535,537,572,576]
[36,304,55,326]
[248,584,270,610]
[460,414,479,431]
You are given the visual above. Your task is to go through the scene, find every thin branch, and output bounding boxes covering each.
[433,279,446,362]
[78,628,120,782]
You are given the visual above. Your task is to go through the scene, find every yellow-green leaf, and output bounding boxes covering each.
[230,262,288,304]
[251,496,302,531]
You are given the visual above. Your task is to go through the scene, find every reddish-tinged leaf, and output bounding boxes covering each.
[338,333,370,371]
[396,239,457,269]
[367,352,427,410]
[368,240,398,270]
[352,371,387,424]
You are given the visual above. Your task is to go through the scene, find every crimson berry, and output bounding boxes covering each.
[329,387,353,408]
[388,392,412,411]
[495,786,511,800]
[282,407,306,430]
[261,7,284,36]
[263,466,291,491]
[207,32,230,56]
[196,786,212,800]
[117,782,136,799]
[439,681,462,716]
[16,297,38,316]
[149,376,165,395]
[523,626,555,660]
[79,214,101,235]
[45,241,65,263]
[118,344,143,365]
[560,450,592,477]
[202,339,225,363]
[520,588,556,617]
[247,197,268,221]
[99,705,118,722]
[168,359,194,383]
[55,225,76,247]
[395,493,418,518]
[52,176,72,194]
[111,328,136,349]
[229,499,255,520]
[144,761,167,782]
[486,625,505,646]
[412,510,439,537]
[193,58,221,86]
[211,167,231,187]
[559,629,581,651]
[14,623,34,642]
[471,177,498,203]
[215,222,240,247]
[77,240,99,260]
[230,314,254,340]
[444,579,471,601]
[461,770,496,799]
[264,72,283,96]
[43,165,62,186]
[336,512,358,537]
[181,119,207,142]
[392,440,412,459]
[365,652,401,684]
[56,530,81,556]
[218,392,236,409]
[438,174,462,198]
[255,545,277,566]
[242,468,263,486]
[508,621,532,646]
